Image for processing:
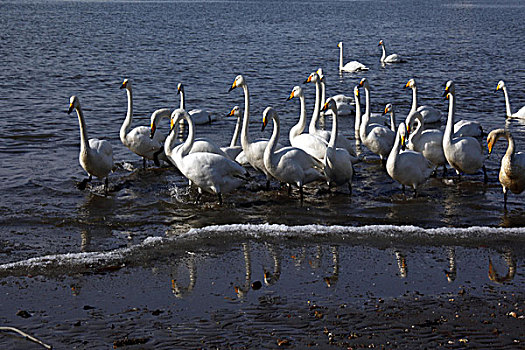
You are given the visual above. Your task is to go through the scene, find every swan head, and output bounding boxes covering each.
[337,41,343,48]
[405,78,416,89]
[229,75,245,92]
[398,122,408,151]
[487,128,507,154]
[443,80,455,98]
[67,95,80,114]
[496,80,505,91]
[304,71,319,84]
[321,98,337,115]
[170,108,187,133]
[384,103,393,115]
[358,78,369,89]
[353,85,359,98]
[120,78,131,90]
[316,68,325,82]
[226,105,241,118]
[378,39,384,47]
[261,106,277,132]
[287,86,303,101]
[177,83,184,95]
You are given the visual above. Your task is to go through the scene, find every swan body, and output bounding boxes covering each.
[262,107,325,200]
[487,129,525,207]
[317,68,354,117]
[453,119,484,138]
[68,96,113,193]
[378,39,404,64]
[387,122,434,196]
[358,78,395,161]
[229,75,275,187]
[120,79,171,167]
[321,98,354,190]
[405,110,447,168]
[305,72,357,160]
[496,80,525,119]
[287,85,329,161]
[166,109,247,204]
[338,41,369,72]
[405,78,442,124]
[177,83,216,125]
[443,81,487,179]
[220,106,244,161]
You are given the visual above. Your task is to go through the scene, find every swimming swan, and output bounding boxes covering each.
[386,122,434,196]
[443,81,487,182]
[487,128,525,208]
[337,42,369,72]
[262,107,325,201]
[495,80,525,119]
[177,83,216,125]
[405,78,442,124]
[378,39,404,64]
[321,98,354,192]
[166,109,248,205]
[68,96,114,194]
[120,79,172,168]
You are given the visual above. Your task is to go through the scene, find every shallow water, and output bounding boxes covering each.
[1,0,525,348]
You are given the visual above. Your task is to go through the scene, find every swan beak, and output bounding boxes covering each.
[226,108,235,117]
[358,80,364,87]
[401,135,406,151]
[228,81,237,93]
[355,89,359,97]
[488,139,494,154]
[321,101,329,112]
[286,91,295,101]
[442,87,450,98]
[383,106,388,115]
[405,81,411,88]
[177,85,182,95]
[120,81,127,89]
[303,77,311,84]
[261,116,268,132]
[150,122,156,139]
[67,103,74,114]
[406,124,411,135]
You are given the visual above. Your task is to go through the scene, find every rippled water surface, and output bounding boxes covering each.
[1,0,525,348]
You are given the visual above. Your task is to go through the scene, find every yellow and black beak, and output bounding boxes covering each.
[261,114,268,132]
[442,87,450,98]
[401,134,406,151]
[487,139,494,154]
[150,121,156,139]
[405,80,411,88]
[495,84,502,92]
[321,101,329,112]
[287,90,295,101]
[226,108,235,118]
[303,75,312,84]
[406,124,411,135]
[67,102,74,114]
[120,80,127,89]
[355,89,359,97]
[228,80,237,93]
[383,106,389,115]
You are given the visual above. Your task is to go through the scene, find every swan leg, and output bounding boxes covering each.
[195,192,202,204]
[217,192,223,206]
[413,187,418,198]
[482,165,488,183]
[503,189,508,210]
[287,184,292,196]
[402,185,405,194]
[266,179,271,191]
[299,185,304,203]
[142,157,147,169]
[77,175,92,191]
[104,177,109,196]
[348,182,352,196]
[153,148,163,166]
[442,165,447,178]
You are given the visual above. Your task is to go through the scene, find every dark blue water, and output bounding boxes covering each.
[1,1,524,348]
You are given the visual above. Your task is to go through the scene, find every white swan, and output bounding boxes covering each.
[383,103,397,132]
[68,96,114,194]
[378,39,404,64]
[405,110,447,173]
[165,109,248,205]
[287,85,329,161]
[262,107,325,201]
[305,72,357,160]
[358,78,395,163]
[496,80,525,119]
[229,74,275,188]
[387,122,434,196]
[487,128,525,208]
[220,105,244,161]
[443,81,487,181]
[321,98,354,191]
[317,68,354,117]
[120,79,171,168]
[405,78,442,124]
[177,83,216,125]
[337,42,369,73]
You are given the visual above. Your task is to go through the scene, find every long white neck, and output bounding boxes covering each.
[320,79,326,108]
[179,88,185,110]
[265,114,280,167]
[309,79,321,134]
[339,44,344,70]
[230,116,242,148]
[178,113,195,159]
[164,124,178,160]
[389,109,396,132]
[240,83,251,150]
[289,94,307,141]
[364,84,370,118]
[408,114,423,145]
[388,128,402,162]
[359,102,370,142]
[75,106,90,154]
[380,44,387,62]
[410,86,418,113]
[354,90,361,139]
[120,87,133,144]
[444,92,456,146]
[502,86,512,117]
[328,109,338,148]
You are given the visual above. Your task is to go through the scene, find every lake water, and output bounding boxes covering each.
[1,0,524,348]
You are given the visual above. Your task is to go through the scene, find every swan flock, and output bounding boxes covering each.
[67,41,522,208]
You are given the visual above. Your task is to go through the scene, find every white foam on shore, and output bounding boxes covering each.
[0,224,523,276]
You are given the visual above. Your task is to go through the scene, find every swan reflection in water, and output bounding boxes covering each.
[394,250,407,278]
[488,249,516,284]
[234,243,252,298]
[444,247,457,282]
[171,252,197,298]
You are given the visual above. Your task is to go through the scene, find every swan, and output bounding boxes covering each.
[487,128,525,208]
[120,79,172,168]
[305,71,357,160]
[358,78,395,163]
[220,105,244,161]
[165,108,248,205]
[287,85,329,161]
[321,98,354,191]
[496,80,525,119]
[383,103,397,132]
[317,68,354,117]
[405,110,447,173]
[177,83,216,125]
[405,78,442,124]
[378,39,404,64]
[338,42,369,72]
[262,107,325,201]
[229,74,275,189]
[386,122,434,196]
[67,96,114,194]
[443,80,487,182]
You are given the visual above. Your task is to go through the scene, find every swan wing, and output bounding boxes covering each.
[417,105,442,124]
[512,105,525,118]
